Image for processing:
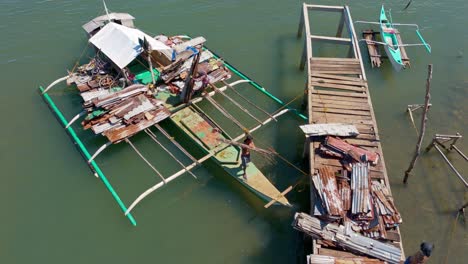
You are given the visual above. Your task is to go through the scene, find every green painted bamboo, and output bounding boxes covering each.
[39,86,137,226]
[416,30,431,53]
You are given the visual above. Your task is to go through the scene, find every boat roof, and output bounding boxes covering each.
[89,22,171,69]
[82,12,135,33]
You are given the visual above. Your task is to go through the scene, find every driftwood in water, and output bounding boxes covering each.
[404,65,432,183]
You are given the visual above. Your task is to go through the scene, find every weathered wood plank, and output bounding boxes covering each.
[311,73,365,82]
[312,117,375,125]
[312,90,367,98]
[311,57,360,63]
[310,77,367,87]
[313,112,372,120]
[311,95,369,103]
[311,69,362,75]
[342,138,379,147]
[310,35,351,44]
[314,156,383,171]
[311,82,365,92]
[312,102,371,110]
[313,107,371,116]
[311,64,362,71]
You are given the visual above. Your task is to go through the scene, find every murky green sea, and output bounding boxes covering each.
[0,0,466,263]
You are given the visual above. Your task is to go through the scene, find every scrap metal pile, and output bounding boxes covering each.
[312,136,402,240]
[66,29,231,143]
[293,212,401,264]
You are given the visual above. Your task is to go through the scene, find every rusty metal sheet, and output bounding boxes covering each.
[324,136,380,165]
[104,108,170,143]
[315,167,343,216]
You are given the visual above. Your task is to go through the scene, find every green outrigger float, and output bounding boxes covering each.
[40,8,303,225]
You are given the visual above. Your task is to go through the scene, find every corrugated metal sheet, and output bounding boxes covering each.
[351,163,371,215]
[293,213,401,264]
[312,167,343,216]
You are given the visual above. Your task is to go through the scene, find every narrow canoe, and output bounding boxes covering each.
[379,5,405,71]
[170,106,291,206]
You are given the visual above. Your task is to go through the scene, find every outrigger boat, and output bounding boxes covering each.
[39,6,304,226]
[356,5,431,71]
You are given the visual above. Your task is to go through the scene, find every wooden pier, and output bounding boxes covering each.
[296,4,405,262]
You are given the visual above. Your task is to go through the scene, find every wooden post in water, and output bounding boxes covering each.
[403,64,433,184]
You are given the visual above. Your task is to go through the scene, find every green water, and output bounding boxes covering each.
[0,0,466,263]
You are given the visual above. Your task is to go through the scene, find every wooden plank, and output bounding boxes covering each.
[314,156,383,171]
[312,117,375,125]
[311,73,365,82]
[313,107,371,116]
[311,95,369,103]
[311,57,360,63]
[311,69,362,75]
[311,82,365,92]
[306,4,344,11]
[313,112,372,120]
[310,77,367,87]
[310,35,351,44]
[311,64,361,70]
[312,90,367,98]
[312,102,371,110]
[318,248,365,259]
[395,29,410,67]
[342,138,379,147]
[363,29,382,68]
[354,133,378,140]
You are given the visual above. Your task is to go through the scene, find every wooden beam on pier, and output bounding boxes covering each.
[310,35,351,44]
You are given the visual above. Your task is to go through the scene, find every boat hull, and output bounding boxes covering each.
[170,106,291,207]
[380,5,405,71]
[383,45,404,72]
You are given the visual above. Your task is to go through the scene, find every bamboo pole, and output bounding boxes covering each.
[403,64,432,184]
[203,95,247,131]
[217,138,277,156]
[154,124,197,163]
[125,138,166,183]
[432,143,468,187]
[144,129,197,179]
[209,83,263,124]
[221,80,277,121]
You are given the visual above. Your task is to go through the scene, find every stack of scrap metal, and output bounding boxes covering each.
[372,181,402,227]
[293,213,401,264]
[66,32,231,144]
[310,134,402,245]
[321,136,380,165]
[80,85,171,143]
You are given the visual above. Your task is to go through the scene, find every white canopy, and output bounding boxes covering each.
[89,22,172,69]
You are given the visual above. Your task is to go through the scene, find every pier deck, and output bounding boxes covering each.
[297,4,405,262]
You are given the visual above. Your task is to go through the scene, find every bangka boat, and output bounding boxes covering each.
[379,6,404,71]
[39,6,302,225]
[355,5,431,71]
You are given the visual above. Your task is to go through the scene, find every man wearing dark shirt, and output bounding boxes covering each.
[241,135,254,180]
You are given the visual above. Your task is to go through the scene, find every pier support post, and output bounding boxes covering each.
[404,64,432,184]
[300,38,307,70]
[297,7,304,38]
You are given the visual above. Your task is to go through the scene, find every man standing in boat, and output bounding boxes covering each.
[241,135,255,180]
